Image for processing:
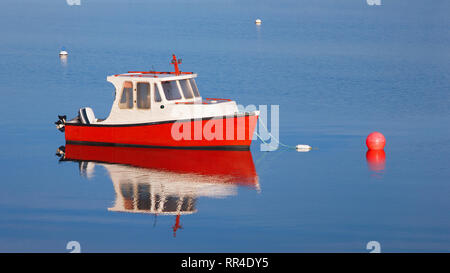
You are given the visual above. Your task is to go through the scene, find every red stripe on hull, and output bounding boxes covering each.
[65,115,258,148]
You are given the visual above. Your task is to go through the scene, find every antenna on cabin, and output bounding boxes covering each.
[171,54,182,75]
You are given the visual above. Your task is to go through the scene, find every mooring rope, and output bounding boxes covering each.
[255,119,315,151]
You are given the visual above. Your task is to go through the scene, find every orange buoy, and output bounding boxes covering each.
[366,132,386,150]
[366,150,386,171]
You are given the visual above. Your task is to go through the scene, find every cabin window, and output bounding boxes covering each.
[161,81,182,100]
[154,83,162,102]
[119,81,133,109]
[189,78,200,97]
[178,80,194,99]
[136,82,151,109]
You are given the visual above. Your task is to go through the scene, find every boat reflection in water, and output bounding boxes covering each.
[57,144,259,236]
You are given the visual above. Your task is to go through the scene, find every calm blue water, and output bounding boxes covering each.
[0,0,449,252]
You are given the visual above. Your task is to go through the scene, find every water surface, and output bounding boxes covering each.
[0,0,449,252]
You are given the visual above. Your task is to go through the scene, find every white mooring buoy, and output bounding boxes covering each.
[296,144,312,152]
[255,18,262,25]
[59,47,68,57]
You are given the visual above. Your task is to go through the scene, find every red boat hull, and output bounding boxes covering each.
[65,113,258,150]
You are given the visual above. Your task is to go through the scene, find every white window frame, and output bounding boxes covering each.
[136,81,151,110]
[154,82,167,103]
[118,81,134,109]
[161,80,183,101]
[177,80,195,101]
[188,78,201,98]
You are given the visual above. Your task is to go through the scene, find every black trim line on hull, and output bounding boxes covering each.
[66,140,251,151]
[65,112,258,128]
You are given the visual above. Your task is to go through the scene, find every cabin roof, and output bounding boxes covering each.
[108,71,197,82]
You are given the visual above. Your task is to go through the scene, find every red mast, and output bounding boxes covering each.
[171,54,181,75]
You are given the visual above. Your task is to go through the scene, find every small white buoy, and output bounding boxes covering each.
[59,47,68,57]
[255,18,262,25]
[296,144,312,152]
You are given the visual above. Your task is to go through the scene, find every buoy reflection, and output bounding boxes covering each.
[59,55,68,66]
[366,149,386,174]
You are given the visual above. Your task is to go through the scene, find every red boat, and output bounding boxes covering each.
[56,55,259,150]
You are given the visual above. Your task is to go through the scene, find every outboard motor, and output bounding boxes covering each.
[78,107,96,124]
[55,115,66,132]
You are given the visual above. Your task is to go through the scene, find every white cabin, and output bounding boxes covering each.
[79,72,240,125]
